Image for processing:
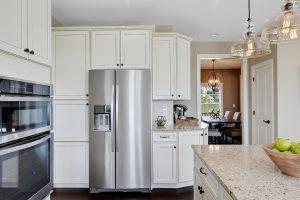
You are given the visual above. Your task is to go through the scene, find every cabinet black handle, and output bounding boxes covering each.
[24,48,29,52]
[29,50,35,55]
[198,186,204,194]
[199,167,207,175]
[263,120,270,124]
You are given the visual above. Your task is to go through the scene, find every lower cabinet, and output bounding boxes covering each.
[194,154,233,200]
[152,128,208,188]
[54,142,89,188]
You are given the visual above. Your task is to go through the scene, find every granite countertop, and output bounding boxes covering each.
[152,122,209,132]
[192,145,300,200]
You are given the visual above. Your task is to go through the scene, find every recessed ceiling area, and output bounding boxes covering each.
[52,0,281,42]
[201,58,242,69]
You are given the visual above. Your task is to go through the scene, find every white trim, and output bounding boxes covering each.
[251,59,274,145]
[196,54,250,145]
[52,25,155,31]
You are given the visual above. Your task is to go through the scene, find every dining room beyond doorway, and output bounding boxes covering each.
[200,58,242,144]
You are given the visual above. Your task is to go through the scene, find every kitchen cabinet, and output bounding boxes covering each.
[152,128,208,188]
[153,33,192,100]
[178,132,200,183]
[27,0,51,65]
[53,101,89,142]
[91,29,151,69]
[54,142,89,188]
[152,132,177,184]
[194,153,233,200]
[52,31,90,99]
[0,0,51,66]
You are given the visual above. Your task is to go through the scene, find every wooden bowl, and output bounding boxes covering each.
[263,144,300,178]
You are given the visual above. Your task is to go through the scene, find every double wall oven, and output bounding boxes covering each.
[0,78,53,200]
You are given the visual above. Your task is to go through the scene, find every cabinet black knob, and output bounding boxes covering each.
[29,50,35,55]
[120,64,124,66]
[117,64,120,66]
[24,48,29,52]
[174,146,176,149]
[178,95,181,97]
[198,186,204,194]
[171,94,174,97]
[86,94,89,97]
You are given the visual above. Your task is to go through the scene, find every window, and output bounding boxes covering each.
[201,83,223,115]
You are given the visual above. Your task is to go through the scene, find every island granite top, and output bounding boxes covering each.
[152,122,209,132]
[192,145,300,200]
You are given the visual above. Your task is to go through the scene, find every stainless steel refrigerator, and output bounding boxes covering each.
[89,69,151,193]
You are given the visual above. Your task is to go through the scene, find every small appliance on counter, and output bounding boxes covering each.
[173,104,188,120]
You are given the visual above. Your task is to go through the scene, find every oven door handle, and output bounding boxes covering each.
[0,134,51,156]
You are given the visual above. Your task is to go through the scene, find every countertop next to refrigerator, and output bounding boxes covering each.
[152,122,209,132]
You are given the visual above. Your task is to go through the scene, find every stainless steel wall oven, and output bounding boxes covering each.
[0,77,53,200]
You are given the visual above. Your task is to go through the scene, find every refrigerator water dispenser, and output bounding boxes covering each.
[93,105,111,131]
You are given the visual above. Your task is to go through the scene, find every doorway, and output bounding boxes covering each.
[197,54,250,145]
[251,59,274,144]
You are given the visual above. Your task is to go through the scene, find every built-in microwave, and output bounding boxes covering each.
[0,78,52,145]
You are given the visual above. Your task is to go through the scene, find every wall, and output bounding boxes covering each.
[152,101,174,126]
[52,16,63,27]
[201,69,241,113]
[175,42,234,118]
[248,44,278,141]
[277,40,300,141]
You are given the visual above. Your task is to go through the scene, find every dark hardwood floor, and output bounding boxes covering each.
[51,187,193,200]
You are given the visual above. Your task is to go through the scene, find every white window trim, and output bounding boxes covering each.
[200,83,224,115]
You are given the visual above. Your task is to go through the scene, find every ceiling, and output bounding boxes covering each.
[201,59,242,69]
[52,0,281,41]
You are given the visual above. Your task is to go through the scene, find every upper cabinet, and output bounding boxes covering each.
[91,29,151,69]
[153,33,192,100]
[52,31,90,99]
[0,0,51,66]
[27,0,51,65]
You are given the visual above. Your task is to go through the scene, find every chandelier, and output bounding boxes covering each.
[207,59,222,92]
[231,0,271,58]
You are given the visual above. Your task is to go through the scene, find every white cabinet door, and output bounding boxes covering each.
[179,132,200,182]
[152,37,176,99]
[120,30,151,69]
[203,128,208,145]
[28,0,51,65]
[153,142,177,183]
[54,142,89,188]
[176,37,191,100]
[0,0,28,58]
[52,31,90,99]
[91,30,120,69]
[54,101,89,142]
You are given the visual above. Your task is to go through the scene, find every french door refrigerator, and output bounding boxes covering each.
[89,69,151,193]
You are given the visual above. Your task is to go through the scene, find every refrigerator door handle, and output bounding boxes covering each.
[111,85,115,152]
[116,85,119,152]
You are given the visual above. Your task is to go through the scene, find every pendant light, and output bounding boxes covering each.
[231,0,271,58]
[207,59,222,93]
[262,0,300,43]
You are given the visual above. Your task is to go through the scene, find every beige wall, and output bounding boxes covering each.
[201,69,241,113]
[175,42,234,118]
[277,40,300,141]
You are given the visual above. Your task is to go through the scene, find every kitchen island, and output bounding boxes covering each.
[193,145,300,200]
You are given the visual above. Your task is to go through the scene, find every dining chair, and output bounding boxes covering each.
[223,111,232,120]
[232,112,241,121]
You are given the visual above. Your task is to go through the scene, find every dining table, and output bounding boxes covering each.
[202,115,242,129]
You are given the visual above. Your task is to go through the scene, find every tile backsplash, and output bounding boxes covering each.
[152,100,174,126]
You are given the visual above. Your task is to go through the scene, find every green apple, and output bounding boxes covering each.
[272,148,280,152]
[292,147,300,155]
[291,142,300,151]
[274,138,292,152]
[284,151,294,155]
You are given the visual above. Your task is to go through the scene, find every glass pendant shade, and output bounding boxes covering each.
[231,21,272,58]
[231,0,272,58]
[262,0,300,43]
